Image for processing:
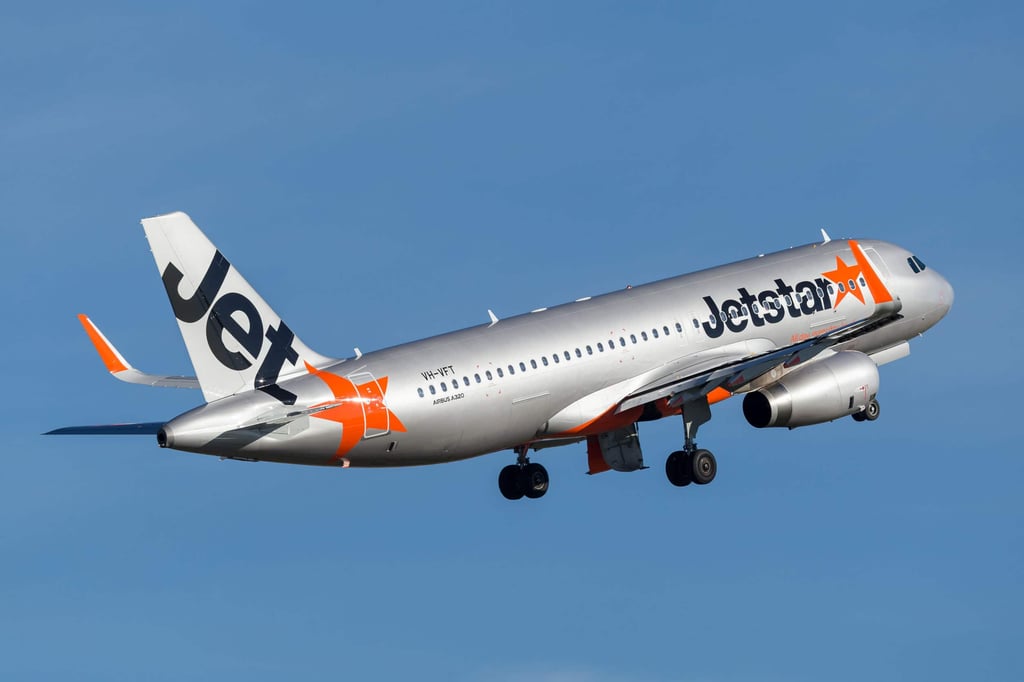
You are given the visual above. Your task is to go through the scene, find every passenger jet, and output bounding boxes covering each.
[49,212,953,500]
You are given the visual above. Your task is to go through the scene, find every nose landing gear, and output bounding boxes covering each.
[852,398,880,422]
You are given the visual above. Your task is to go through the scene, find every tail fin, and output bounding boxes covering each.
[142,212,335,403]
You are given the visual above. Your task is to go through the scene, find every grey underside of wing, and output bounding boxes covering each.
[113,368,200,389]
[619,307,902,413]
[45,422,166,435]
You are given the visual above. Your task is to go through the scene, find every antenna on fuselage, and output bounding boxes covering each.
[820,228,832,244]
[487,309,499,327]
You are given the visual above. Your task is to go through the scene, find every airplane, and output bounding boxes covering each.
[48,212,953,500]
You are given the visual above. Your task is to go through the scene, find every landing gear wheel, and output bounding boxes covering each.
[498,464,525,500]
[522,462,549,499]
[691,449,717,485]
[665,450,692,487]
[864,399,880,421]
[852,411,866,422]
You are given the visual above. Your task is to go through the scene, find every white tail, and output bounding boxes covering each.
[142,212,334,403]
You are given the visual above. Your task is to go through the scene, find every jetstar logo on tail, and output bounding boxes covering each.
[700,240,892,339]
[161,251,301,404]
[305,363,407,460]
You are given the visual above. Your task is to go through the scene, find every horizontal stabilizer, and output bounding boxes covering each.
[78,314,200,389]
[45,422,166,435]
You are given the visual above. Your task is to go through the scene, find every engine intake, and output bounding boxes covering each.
[742,351,880,428]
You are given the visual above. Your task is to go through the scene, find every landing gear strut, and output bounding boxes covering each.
[665,396,717,488]
[498,446,549,500]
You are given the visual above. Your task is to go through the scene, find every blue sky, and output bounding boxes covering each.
[2,2,1022,680]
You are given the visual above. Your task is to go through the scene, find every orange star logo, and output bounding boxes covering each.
[821,254,866,307]
[305,362,406,459]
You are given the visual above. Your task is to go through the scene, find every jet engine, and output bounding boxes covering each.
[742,351,880,428]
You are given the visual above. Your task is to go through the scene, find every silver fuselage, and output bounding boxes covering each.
[159,239,952,466]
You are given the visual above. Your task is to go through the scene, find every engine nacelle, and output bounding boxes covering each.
[742,351,880,428]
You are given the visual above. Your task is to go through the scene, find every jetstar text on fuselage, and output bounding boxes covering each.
[700,276,842,338]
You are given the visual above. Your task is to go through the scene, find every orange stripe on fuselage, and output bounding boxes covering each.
[552,388,733,439]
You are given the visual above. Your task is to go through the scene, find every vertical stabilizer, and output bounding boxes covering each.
[142,212,334,403]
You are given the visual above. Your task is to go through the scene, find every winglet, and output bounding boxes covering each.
[821,228,831,244]
[78,314,130,373]
[76,315,200,389]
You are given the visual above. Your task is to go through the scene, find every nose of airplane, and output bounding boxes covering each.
[936,273,954,318]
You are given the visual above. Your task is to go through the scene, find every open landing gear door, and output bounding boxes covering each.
[587,424,646,474]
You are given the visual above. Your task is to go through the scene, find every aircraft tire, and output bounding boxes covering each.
[852,411,867,422]
[523,462,549,499]
[864,399,880,421]
[499,465,526,500]
[691,449,717,485]
[665,451,692,487]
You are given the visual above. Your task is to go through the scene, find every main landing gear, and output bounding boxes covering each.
[498,446,549,501]
[666,395,718,488]
[852,398,881,422]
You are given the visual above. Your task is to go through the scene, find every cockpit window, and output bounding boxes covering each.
[907,257,920,274]
[913,256,927,271]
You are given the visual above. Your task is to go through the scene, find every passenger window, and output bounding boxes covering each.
[620,336,626,346]
[542,357,549,366]
[631,334,637,344]
[784,295,792,306]
[474,373,481,383]
[575,348,582,358]
[486,370,493,380]
[641,331,649,341]
[848,279,856,291]
[837,282,845,293]
[563,351,571,361]
[429,385,436,395]
[496,368,504,378]
[441,382,448,392]
[520,362,527,372]
[463,376,470,386]
[692,319,699,329]
[417,388,425,398]
[652,328,659,338]
[553,354,560,364]
[453,379,459,388]
[752,303,760,314]
[859,277,866,288]
[508,365,514,375]
[608,339,615,349]
[586,345,593,355]
[664,325,671,335]
[597,342,604,352]
[675,323,682,333]
[530,359,537,369]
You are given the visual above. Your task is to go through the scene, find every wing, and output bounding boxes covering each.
[619,299,903,412]
[78,315,200,389]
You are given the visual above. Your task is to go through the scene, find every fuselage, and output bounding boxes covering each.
[159,238,952,467]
